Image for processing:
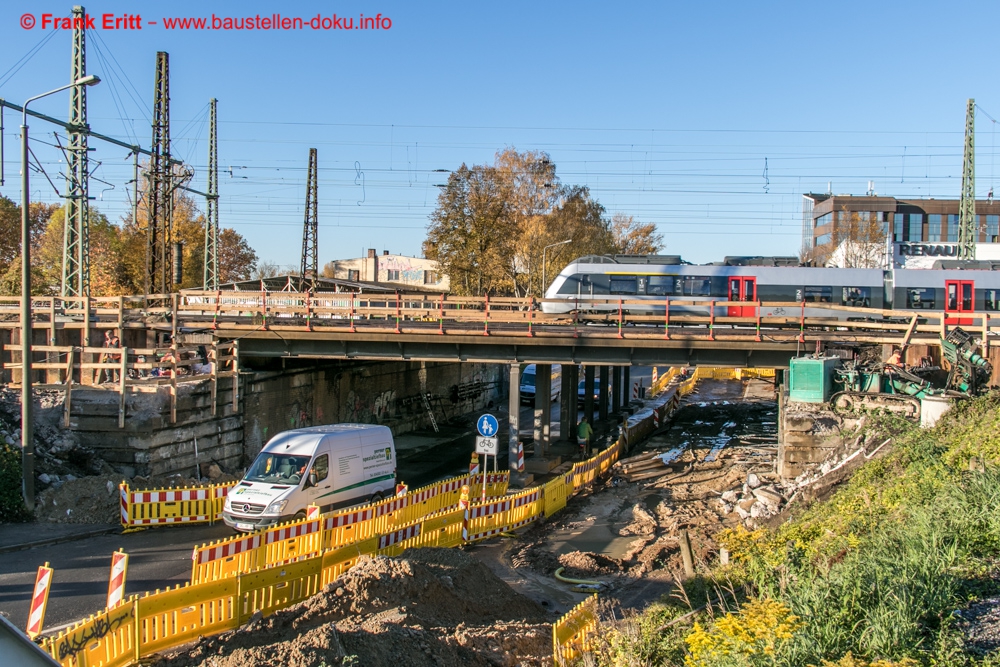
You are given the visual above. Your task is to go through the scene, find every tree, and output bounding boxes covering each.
[252,260,282,280]
[610,213,664,255]
[217,228,258,283]
[36,206,131,295]
[425,149,616,296]
[813,210,887,268]
[0,196,58,276]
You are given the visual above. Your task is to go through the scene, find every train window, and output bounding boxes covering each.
[985,290,1000,311]
[677,276,713,296]
[906,288,935,310]
[609,276,638,295]
[646,276,674,296]
[802,286,832,303]
[842,287,871,308]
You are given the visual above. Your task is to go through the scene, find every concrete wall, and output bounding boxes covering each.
[241,360,502,465]
[66,377,242,478]
[777,396,846,480]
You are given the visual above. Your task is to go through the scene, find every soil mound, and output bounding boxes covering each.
[153,548,553,667]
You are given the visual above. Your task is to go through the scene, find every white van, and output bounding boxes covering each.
[222,424,396,532]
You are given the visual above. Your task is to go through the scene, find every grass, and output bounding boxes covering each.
[583,393,1000,666]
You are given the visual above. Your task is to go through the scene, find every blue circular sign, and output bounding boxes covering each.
[477,413,499,437]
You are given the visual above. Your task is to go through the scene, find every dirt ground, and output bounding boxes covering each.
[153,548,555,667]
[483,378,780,615]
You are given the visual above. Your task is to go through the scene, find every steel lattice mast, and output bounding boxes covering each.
[62,4,90,296]
[147,52,171,293]
[959,98,977,261]
[300,148,318,290]
[203,98,219,289]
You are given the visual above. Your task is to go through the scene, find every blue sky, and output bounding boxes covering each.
[1,1,998,267]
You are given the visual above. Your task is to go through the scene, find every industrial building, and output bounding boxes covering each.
[802,194,1000,268]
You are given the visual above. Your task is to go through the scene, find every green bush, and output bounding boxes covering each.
[0,442,30,522]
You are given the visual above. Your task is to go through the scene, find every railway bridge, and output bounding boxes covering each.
[1,290,995,477]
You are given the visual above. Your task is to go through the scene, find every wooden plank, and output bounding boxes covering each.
[118,346,128,428]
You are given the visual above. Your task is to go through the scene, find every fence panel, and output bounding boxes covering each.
[237,555,322,623]
[553,595,599,665]
[44,598,138,667]
[136,579,238,657]
[320,537,379,587]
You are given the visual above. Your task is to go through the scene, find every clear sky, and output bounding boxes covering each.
[1,1,998,267]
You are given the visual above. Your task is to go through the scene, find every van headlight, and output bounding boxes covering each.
[265,500,287,515]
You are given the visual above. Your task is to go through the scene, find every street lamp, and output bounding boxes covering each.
[20,75,100,510]
[541,238,573,295]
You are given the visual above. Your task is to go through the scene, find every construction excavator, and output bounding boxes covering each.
[831,327,993,416]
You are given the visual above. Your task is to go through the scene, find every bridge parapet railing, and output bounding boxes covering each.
[172,289,993,346]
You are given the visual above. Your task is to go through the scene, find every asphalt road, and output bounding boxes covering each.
[0,433,481,633]
[0,365,654,634]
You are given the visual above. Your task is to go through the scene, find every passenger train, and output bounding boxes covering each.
[542,255,1000,324]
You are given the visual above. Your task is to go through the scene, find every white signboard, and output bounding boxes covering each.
[475,436,498,456]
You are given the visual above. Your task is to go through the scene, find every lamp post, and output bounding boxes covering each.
[20,75,100,510]
[541,238,573,296]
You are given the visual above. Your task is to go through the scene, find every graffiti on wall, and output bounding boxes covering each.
[379,256,435,285]
[346,389,397,424]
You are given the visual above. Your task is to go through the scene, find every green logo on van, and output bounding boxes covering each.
[363,447,392,464]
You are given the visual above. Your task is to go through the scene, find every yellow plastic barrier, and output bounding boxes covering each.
[237,555,322,623]
[320,537,378,587]
[44,598,138,667]
[553,594,599,665]
[191,471,509,584]
[136,579,238,657]
[543,476,568,517]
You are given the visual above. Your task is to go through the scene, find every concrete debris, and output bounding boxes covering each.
[747,472,762,489]
[721,490,739,503]
[752,486,784,507]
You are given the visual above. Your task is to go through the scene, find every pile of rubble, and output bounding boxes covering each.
[153,548,554,667]
[718,471,787,527]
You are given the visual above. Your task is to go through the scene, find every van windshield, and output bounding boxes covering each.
[521,374,536,387]
[245,452,312,484]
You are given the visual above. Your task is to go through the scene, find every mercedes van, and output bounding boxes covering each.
[222,424,396,532]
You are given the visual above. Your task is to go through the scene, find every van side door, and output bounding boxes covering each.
[301,450,331,512]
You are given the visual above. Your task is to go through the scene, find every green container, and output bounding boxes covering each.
[789,356,842,403]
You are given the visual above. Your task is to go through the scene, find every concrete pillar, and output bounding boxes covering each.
[623,366,631,404]
[584,365,595,421]
[559,365,573,443]
[533,363,552,456]
[599,366,609,422]
[508,363,521,473]
[612,366,622,413]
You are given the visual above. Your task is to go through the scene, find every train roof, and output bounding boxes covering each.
[575,255,684,265]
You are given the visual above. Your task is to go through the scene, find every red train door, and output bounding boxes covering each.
[728,277,756,317]
[945,280,974,325]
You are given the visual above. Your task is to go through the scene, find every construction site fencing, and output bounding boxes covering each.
[553,594,599,665]
[4,340,239,427]
[42,367,733,667]
[120,482,233,528]
[190,471,508,584]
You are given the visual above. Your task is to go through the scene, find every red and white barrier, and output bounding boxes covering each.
[106,550,129,609]
[652,367,658,385]
[195,533,262,565]
[26,563,53,639]
[378,524,421,550]
[265,518,320,544]
[469,453,479,475]
[306,504,320,520]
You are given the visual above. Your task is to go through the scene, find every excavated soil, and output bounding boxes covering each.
[152,548,554,667]
[499,378,779,613]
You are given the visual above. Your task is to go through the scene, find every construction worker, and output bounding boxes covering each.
[577,416,593,458]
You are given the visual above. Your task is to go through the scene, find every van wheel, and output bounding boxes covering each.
[370,492,384,504]
[293,510,307,521]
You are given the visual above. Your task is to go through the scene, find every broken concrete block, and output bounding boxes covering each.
[747,473,762,489]
[752,487,784,507]
[721,490,739,503]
